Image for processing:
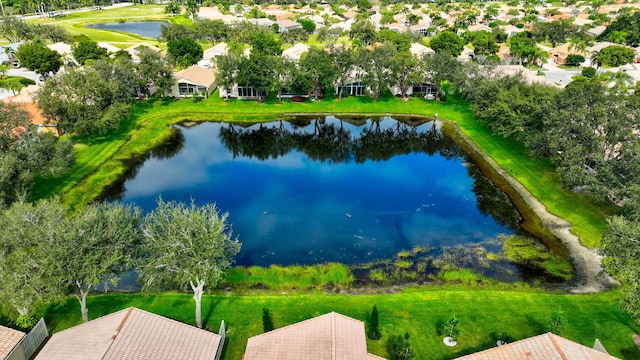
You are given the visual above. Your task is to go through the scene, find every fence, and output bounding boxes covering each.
[6,317,49,360]
[214,320,226,360]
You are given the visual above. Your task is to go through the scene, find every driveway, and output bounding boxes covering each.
[541,60,578,87]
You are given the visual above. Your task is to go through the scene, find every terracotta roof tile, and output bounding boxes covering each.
[454,333,620,360]
[0,325,25,359]
[35,307,221,360]
[244,312,383,360]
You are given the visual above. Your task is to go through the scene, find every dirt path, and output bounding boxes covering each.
[455,126,619,293]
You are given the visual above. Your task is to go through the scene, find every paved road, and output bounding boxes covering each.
[20,2,134,20]
[541,60,579,87]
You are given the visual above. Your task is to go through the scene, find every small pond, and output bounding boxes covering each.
[86,21,167,39]
[106,116,558,282]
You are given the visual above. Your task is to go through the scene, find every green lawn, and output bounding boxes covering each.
[42,288,640,360]
[34,93,613,246]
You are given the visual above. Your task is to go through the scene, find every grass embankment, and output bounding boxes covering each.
[31,5,170,46]
[41,289,640,359]
[35,93,612,247]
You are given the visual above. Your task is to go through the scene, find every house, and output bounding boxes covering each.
[458,46,475,61]
[410,42,435,58]
[124,43,163,63]
[0,42,23,68]
[282,43,310,61]
[97,42,121,54]
[454,332,619,360]
[1,84,61,136]
[46,42,73,60]
[548,43,587,65]
[199,42,229,68]
[500,25,525,37]
[0,325,25,360]
[467,24,493,33]
[34,307,225,360]
[587,25,607,37]
[275,19,303,32]
[243,312,385,360]
[1,319,48,360]
[170,65,217,98]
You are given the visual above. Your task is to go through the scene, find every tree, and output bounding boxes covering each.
[388,53,422,100]
[167,37,203,67]
[93,57,146,101]
[72,40,108,65]
[600,11,640,46]
[36,67,123,135]
[349,19,377,46]
[262,308,274,332]
[593,45,635,67]
[192,19,228,45]
[441,315,461,341]
[602,214,640,323]
[53,202,143,323]
[508,32,546,65]
[164,1,180,15]
[159,23,190,42]
[185,0,199,21]
[136,47,175,97]
[0,102,30,152]
[332,46,357,99]
[464,30,499,56]
[299,47,337,99]
[251,31,282,56]
[387,333,415,360]
[298,19,316,34]
[281,28,309,45]
[547,307,568,334]
[217,53,243,100]
[531,19,578,47]
[564,54,585,67]
[139,199,241,328]
[429,31,465,57]
[360,44,396,100]
[15,41,62,75]
[0,198,66,322]
[368,305,381,339]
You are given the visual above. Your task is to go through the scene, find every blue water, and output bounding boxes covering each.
[114,117,518,267]
[86,21,167,39]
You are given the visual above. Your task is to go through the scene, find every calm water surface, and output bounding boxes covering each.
[108,117,526,268]
[86,21,167,39]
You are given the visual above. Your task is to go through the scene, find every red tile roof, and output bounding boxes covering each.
[34,307,222,360]
[243,312,384,360]
[0,325,25,359]
[454,333,620,360]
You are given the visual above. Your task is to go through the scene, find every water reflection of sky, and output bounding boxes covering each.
[118,118,515,266]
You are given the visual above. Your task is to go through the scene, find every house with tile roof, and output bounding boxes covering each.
[454,332,619,360]
[34,307,224,360]
[243,312,385,360]
[0,325,25,360]
[170,65,217,98]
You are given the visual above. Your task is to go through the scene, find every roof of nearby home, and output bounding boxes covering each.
[467,24,492,32]
[174,65,217,87]
[587,25,607,36]
[243,312,385,360]
[0,325,25,359]
[34,307,222,360]
[282,43,310,60]
[125,43,162,55]
[97,42,122,53]
[47,42,73,56]
[410,42,434,57]
[453,333,619,360]
[276,19,301,28]
[203,42,229,58]
[1,85,51,128]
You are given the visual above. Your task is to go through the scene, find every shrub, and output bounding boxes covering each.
[368,305,381,339]
[582,67,597,78]
[387,333,415,360]
[441,315,461,340]
[262,308,274,332]
[565,54,585,67]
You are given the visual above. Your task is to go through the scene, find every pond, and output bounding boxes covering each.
[105,116,556,282]
[86,21,167,39]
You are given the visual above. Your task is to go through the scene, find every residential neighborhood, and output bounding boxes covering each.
[0,0,640,359]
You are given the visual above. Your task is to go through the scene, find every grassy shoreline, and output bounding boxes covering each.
[35,93,613,248]
[40,288,639,359]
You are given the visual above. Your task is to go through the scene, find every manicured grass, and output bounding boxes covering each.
[35,93,613,247]
[40,289,640,359]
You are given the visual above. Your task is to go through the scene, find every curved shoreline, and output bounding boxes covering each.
[445,121,619,293]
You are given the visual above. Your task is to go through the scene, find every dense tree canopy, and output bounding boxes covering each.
[72,40,109,65]
[429,31,465,57]
[599,11,640,46]
[167,37,203,67]
[15,41,63,75]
